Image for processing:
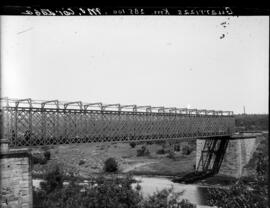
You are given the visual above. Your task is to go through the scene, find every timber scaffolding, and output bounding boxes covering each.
[1,97,235,175]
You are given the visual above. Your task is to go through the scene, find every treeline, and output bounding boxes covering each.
[234,114,268,131]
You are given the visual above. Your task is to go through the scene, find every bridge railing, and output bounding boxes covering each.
[1,98,235,147]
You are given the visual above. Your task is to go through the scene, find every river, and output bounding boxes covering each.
[33,176,212,207]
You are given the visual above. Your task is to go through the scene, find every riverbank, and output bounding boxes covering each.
[32,168,237,190]
[32,133,268,188]
[31,140,241,188]
[31,141,197,178]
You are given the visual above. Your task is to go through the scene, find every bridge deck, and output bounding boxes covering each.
[1,98,235,147]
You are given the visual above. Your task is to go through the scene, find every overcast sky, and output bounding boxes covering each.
[1,16,268,114]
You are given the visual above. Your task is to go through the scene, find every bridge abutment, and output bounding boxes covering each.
[196,137,259,178]
[0,140,33,208]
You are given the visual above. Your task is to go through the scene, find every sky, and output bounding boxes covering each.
[1,16,269,114]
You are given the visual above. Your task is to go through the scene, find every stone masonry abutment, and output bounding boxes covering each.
[0,139,33,208]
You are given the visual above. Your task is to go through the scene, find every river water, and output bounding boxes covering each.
[33,176,211,207]
[133,176,209,206]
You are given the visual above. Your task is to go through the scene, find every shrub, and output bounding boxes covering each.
[78,159,86,166]
[137,146,150,157]
[33,173,196,208]
[130,142,137,148]
[167,151,176,159]
[44,151,51,161]
[156,148,166,155]
[174,144,180,152]
[40,165,64,194]
[182,145,192,155]
[142,187,195,208]
[104,157,118,172]
[32,153,47,165]
[34,174,141,208]
[39,158,47,165]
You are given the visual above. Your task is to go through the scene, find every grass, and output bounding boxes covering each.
[32,142,197,178]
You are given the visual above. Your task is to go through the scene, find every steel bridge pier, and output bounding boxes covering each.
[196,136,230,174]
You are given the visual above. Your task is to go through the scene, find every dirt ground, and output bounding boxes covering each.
[32,141,196,178]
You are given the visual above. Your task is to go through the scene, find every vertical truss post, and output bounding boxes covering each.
[178,108,188,115]
[14,99,32,146]
[29,100,33,145]
[83,103,103,141]
[188,109,198,116]
[63,101,82,140]
[41,107,46,143]
[101,104,121,140]
[41,100,59,144]
[14,106,18,147]
[56,105,60,141]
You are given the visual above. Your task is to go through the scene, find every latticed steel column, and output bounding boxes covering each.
[41,108,46,144]
[56,108,60,141]
[14,107,18,147]
[29,107,32,146]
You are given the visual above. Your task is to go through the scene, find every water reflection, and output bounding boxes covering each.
[133,176,208,205]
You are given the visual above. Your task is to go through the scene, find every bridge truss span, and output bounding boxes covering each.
[1,98,235,147]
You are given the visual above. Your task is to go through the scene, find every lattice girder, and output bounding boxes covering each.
[2,106,235,147]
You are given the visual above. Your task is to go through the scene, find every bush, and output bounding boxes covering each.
[130,142,137,148]
[156,149,166,155]
[174,144,180,152]
[182,145,192,155]
[40,165,64,194]
[32,153,47,165]
[34,173,195,208]
[78,159,86,166]
[167,151,176,160]
[104,157,118,172]
[44,151,51,161]
[34,174,142,208]
[142,187,195,208]
[137,146,150,157]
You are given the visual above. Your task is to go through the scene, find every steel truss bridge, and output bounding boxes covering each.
[1,98,235,148]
